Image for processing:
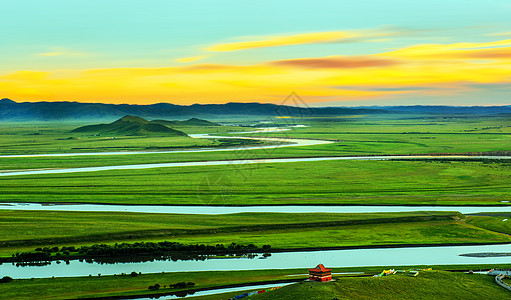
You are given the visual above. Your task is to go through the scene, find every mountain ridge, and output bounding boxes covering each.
[1,98,510,121]
[0,99,386,121]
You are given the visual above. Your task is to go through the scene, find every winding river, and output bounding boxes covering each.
[2,243,511,279]
[1,127,509,177]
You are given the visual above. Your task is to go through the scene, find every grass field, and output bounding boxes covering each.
[0,122,251,155]
[1,115,510,298]
[251,270,508,300]
[0,210,509,257]
[1,159,510,205]
[0,268,508,299]
[466,213,511,235]
[1,115,510,172]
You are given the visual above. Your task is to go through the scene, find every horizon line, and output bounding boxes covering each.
[1,98,510,108]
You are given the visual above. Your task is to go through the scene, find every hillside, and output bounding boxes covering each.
[252,271,507,299]
[71,115,188,136]
[151,117,220,127]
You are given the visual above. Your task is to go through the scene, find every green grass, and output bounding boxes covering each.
[0,268,508,300]
[0,122,249,155]
[466,214,511,235]
[0,269,308,300]
[252,271,509,299]
[1,116,510,171]
[1,159,510,205]
[1,210,509,257]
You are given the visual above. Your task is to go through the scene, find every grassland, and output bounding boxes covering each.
[1,159,510,205]
[0,210,509,257]
[1,115,510,298]
[466,213,511,235]
[0,268,508,299]
[1,115,510,171]
[1,116,510,207]
[0,121,250,155]
[252,270,509,299]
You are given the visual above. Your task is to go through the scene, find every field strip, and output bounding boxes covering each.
[1,155,510,177]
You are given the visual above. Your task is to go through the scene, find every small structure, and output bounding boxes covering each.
[309,264,332,282]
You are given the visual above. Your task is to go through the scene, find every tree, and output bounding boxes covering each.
[0,276,13,283]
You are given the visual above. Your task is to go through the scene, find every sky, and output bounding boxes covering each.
[1,0,510,106]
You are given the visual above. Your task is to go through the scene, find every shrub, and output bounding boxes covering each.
[0,276,13,283]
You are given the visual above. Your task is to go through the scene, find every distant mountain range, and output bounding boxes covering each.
[0,98,385,121]
[378,105,511,115]
[0,98,510,121]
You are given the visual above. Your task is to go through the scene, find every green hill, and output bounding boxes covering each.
[71,115,188,136]
[252,271,507,299]
[151,117,220,127]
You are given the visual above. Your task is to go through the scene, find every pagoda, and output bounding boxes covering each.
[308,264,332,282]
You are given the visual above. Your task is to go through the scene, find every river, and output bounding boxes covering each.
[0,202,510,215]
[2,243,510,279]
[1,127,509,177]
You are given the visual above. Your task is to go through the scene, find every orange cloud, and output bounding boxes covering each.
[270,56,398,69]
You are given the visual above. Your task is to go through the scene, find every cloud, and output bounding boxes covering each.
[270,56,398,69]
[175,55,208,63]
[205,31,356,52]
[36,48,89,57]
[464,82,511,90]
[203,27,413,53]
[487,31,511,37]
[469,48,511,59]
[333,85,442,92]
[380,39,511,60]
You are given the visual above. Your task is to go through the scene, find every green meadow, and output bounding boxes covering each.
[0,210,509,257]
[1,115,510,299]
[466,213,511,235]
[1,159,510,205]
[0,115,510,172]
[0,121,250,155]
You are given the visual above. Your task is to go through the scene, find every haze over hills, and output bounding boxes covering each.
[0,98,386,121]
[1,98,510,121]
[71,115,189,137]
[379,105,511,114]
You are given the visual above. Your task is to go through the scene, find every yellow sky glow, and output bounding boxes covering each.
[1,37,510,104]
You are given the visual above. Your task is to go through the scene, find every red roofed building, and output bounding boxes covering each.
[308,264,332,282]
